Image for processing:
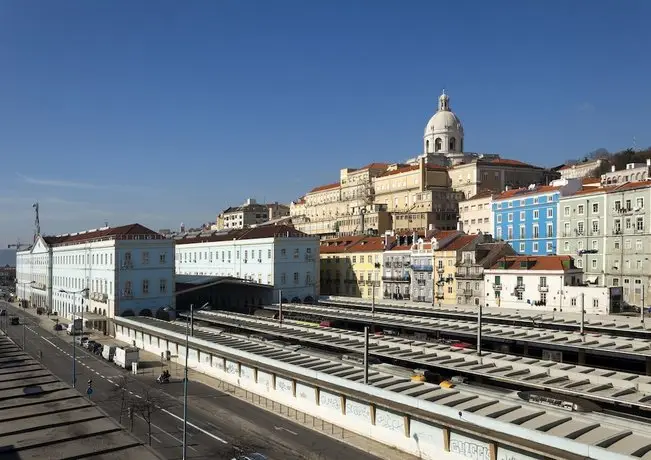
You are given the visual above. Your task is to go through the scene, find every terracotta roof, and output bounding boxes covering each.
[431,230,461,241]
[319,236,365,254]
[437,234,479,252]
[357,162,390,171]
[461,190,494,202]
[566,186,611,197]
[613,181,651,192]
[485,158,541,168]
[494,185,560,201]
[308,182,340,193]
[346,236,388,253]
[43,223,164,246]
[488,255,575,271]
[175,225,308,245]
[581,177,600,185]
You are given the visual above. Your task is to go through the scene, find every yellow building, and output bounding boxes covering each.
[434,234,482,305]
[319,236,386,300]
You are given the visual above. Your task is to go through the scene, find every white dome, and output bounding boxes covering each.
[422,90,464,158]
[425,110,463,136]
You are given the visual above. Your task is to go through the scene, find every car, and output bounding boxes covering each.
[231,454,268,460]
[53,323,64,331]
[10,316,20,325]
[85,340,97,350]
[75,336,89,346]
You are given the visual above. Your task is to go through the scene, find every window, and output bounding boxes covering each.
[613,278,619,286]
[626,217,632,229]
[546,242,553,252]
[626,199,632,210]
[563,222,570,237]
[637,197,644,209]
[293,272,299,284]
[533,225,539,238]
[592,240,598,250]
[520,211,525,221]
[519,225,525,239]
[636,217,644,231]
[546,223,553,237]
[280,248,286,258]
[533,197,539,204]
[636,239,643,251]
[494,275,501,285]
[571,297,577,306]
[577,204,584,215]
[244,250,248,260]
[533,210,539,220]
[142,279,149,295]
[577,222,584,234]
[592,203,599,213]
[306,272,312,284]
[496,228,502,239]
[547,208,553,218]
[592,259,597,269]
[539,276,547,287]
[281,273,286,284]
[533,242,539,252]
[268,249,272,259]
[507,226,513,240]
[540,292,547,303]
[159,279,167,294]
[519,242,525,253]
[614,219,622,233]
[564,241,570,251]
[593,299,599,308]
[516,291,523,300]
[497,214,502,224]
[614,200,621,211]
[352,256,357,263]
[508,213,513,222]
[614,240,620,249]
[293,248,299,259]
[360,255,365,263]
[142,252,150,265]
[564,206,570,217]
[592,220,599,234]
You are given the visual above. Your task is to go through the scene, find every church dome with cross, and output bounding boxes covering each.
[423,90,464,158]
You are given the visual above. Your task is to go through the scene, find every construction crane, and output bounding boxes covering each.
[7,238,30,251]
[33,202,40,241]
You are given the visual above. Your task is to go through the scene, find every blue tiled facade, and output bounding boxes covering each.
[492,189,559,255]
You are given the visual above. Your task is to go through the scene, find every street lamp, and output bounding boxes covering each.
[182,301,209,460]
[59,287,89,387]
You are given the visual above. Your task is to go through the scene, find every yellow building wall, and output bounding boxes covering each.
[434,250,458,305]
[350,251,383,300]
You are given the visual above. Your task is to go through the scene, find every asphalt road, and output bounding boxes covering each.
[0,302,380,460]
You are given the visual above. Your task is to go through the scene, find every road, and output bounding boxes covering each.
[0,302,380,460]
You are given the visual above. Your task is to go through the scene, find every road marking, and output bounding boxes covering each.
[150,434,162,444]
[161,409,228,444]
[274,426,298,436]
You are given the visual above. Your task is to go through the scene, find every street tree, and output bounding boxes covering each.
[133,386,169,445]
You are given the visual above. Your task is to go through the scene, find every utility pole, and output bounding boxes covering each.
[279,289,283,327]
[363,326,369,384]
[476,303,483,356]
[580,293,585,335]
[642,285,646,326]
[190,304,194,337]
[22,319,26,350]
[182,309,190,460]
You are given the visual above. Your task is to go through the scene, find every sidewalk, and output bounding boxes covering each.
[13,303,417,460]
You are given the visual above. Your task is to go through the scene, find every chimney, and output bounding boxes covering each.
[611,165,616,172]
[457,220,464,232]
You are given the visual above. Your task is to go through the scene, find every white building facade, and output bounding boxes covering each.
[175,225,319,303]
[16,224,175,325]
[458,191,493,235]
[484,255,615,314]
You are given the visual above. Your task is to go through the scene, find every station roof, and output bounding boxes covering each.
[117,316,651,460]
[175,275,272,290]
[190,310,651,412]
[263,304,651,361]
[0,336,161,460]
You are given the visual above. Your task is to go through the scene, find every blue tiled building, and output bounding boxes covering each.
[492,181,581,255]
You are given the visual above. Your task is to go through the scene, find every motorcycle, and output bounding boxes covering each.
[156,372,170,384]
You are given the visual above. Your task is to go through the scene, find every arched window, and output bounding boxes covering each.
[426,140,430,152]
[434,138,442,152]
[449,137,456,151]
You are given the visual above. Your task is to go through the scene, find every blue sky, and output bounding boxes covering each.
[1,1,650,247]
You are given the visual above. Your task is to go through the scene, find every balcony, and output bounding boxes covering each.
[412,265,434,272]
[32,282,46,291]
[435,293,445,299]
[455,268,483,280]
[436,267,445,273]
[121,261,134,270]
[384,293,410,300]
[492,284,502,291]
[416,279,427,286]
[515,284,525,291]
[460,289,473,297]
[538,285,549,292]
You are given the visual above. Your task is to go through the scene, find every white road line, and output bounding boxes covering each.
[161,409,228,444]
[150,434,162,444]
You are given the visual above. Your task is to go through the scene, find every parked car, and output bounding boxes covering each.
[75,336,89,346]
[231,454,268,460]
[85,340,97,350]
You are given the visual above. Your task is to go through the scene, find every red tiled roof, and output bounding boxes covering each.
[613,181,651,192]
[176,225,308,245]
[486,158,540,168]
[582,177,600,184]
[461,190,494,202]
[494,185,560,200]
[308,182,340,193]
[357,162,390,171]
[346,236,387,253]
[379,163,447,178]
[488,255,575,271]
[43,223,164,246]
[437,234,479,252]
[319,236,365,254]
[567,186,611,197]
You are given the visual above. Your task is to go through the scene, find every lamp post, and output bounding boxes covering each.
[59,287,89,387]
[182,301,209,460]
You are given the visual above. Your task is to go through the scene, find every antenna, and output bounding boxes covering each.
[32,202,40,242]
